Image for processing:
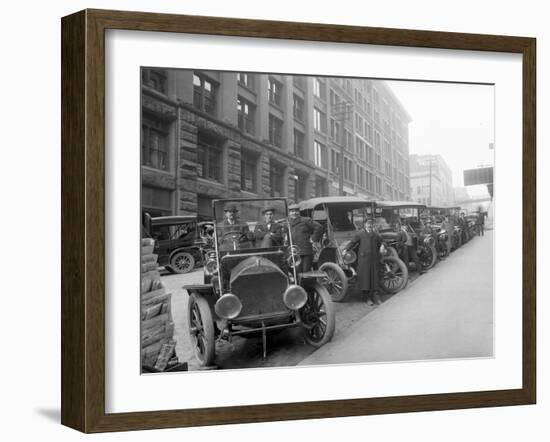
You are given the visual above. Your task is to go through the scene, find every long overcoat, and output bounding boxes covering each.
[289,216,323,256]
[347,229,383,291]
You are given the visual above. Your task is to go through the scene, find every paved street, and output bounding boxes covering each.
[163,230,493,370]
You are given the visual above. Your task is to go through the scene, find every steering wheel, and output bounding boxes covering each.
[220,231,249,248]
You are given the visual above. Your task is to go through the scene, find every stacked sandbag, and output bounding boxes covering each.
[141,238,179,372]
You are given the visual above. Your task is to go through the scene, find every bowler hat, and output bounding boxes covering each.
[223,203,239,213]
[261,206,275,214]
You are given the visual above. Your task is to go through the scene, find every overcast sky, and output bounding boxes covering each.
[385,80,495,197]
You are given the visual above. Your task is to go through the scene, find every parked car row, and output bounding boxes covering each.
[142,197,479,367]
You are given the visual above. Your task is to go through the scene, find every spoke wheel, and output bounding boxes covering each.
[319,262,349,302]
[379,256,409,294]
[299,283,335,347]
[420,245,437,270]
[171,251,195,274]
[187,293,215,366]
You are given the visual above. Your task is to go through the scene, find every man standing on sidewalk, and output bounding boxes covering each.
[344,218,385,305]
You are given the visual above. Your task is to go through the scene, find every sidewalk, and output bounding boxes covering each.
[300,231,494,366]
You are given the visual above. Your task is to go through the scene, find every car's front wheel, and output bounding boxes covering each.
[319,262,348,302]
[170,251,195,274]
[379,256,408,294]
[299,283,335,347]
[187,293,215,367]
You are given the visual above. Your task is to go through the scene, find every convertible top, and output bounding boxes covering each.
[376,200,426,209]
[299,196,374,211]
[151,215,212,226]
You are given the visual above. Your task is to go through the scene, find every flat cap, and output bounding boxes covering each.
[223,203,239,212]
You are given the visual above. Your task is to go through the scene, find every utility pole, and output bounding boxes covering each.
[331,101,353,196]
[428,157,432,206]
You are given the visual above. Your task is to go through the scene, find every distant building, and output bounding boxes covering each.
[409,154,454,206]
[141,69,412,217]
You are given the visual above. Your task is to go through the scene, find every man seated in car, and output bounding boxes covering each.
[254,206,284,247]
[217,204,254,250]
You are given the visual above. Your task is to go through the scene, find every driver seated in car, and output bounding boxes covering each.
[218,204,254,251]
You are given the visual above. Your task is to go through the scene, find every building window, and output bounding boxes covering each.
[315,176,328,197]
[375,153,382,170]
[367,146,374,165]
[270,162,285,197]
[294,173,308,202]
[374,131,381,151]
[193,73,217,115]
[314,107,327,133]
[330,119,341,142]
[293,76,306,90]
[343,157,353,182]
[237,97,255,135]
[142,186,173,217]
[241,151,258,193]
[313,78,326,100]
[385,160,392,177]
[345,130,353,151]
[142,114,170,171]
[142,69,167,94]
[197,132,223,183]
[237,72,254,90]
[268,114,283,148]
[268,77,283,106]
[330,89,341,106]
[376,176,382,194]
[294,129,305,159]
[293,94,304,122]
[331,149,341,173]
[314,140,328,169]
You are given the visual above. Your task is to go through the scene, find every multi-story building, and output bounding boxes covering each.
[409,154,454,206]
[141,69,412,217]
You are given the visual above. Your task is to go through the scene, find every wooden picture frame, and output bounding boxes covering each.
[61,9,536,433]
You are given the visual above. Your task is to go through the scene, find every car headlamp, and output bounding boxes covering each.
[342,249,357,265]
[214,293,242,319]
[205,258,218,274]
[283,284,307,310]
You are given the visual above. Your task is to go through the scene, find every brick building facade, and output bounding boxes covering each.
[141,69,412,217]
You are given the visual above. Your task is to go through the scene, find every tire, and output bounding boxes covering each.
[170,251,195,274]
[421,245,437,270]
[379,256,408,294]
[187,293,215,367]
[319,262,349,302]
[438,242,450,260]
[299,283,335,347]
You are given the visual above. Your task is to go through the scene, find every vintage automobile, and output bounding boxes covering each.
[376,201,438,271]
[423,206,453,259]
[183,198,335,367]
[142,214,212,274]
[298,196,409,302]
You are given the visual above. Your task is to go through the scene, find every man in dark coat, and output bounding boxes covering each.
[288,203,323,273]
[217,203,253,250]
[344,218,385,305]
[254,206,284,247]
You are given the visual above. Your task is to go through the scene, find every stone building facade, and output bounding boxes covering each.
[141,69,412,217]
[409,154,454,206]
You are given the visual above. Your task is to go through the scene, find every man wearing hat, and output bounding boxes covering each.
[254,206,284,247]
[218,203,253,250]
[343,218,386,305]
[288,203,323,273]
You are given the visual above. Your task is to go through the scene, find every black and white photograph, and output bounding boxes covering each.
[140,69,494,373]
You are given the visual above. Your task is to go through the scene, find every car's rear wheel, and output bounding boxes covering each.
[379,256,408,294]
[187,293,215,367]
[170,251,195,274]
[299,283,335,347]
[438,242,450,259]
[319,262,348,302]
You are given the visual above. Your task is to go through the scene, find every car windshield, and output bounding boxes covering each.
[213,199,289,252]
[152,222,195,241]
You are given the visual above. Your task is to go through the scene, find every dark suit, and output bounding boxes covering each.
[254,221,284,247]
[289,215,323,272]
[346,229,383,291]
[396,228,422,272]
